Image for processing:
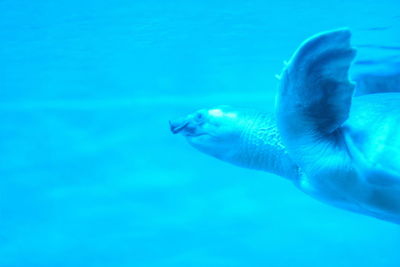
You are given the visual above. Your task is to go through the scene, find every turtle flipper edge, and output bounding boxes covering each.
[277,29,357,135]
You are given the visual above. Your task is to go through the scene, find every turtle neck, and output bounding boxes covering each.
[230,111,300,181]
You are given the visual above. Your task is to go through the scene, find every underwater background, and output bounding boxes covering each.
[1,0,400,266]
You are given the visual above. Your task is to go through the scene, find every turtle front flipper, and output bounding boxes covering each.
[276,29,359,199]
[277,29,357,135]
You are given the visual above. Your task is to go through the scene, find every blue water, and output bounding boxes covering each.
[1,1,400,266]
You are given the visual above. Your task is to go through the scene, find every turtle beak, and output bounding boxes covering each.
[169,119,189,134]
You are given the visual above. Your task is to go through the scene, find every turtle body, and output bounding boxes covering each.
[170,29,400,224]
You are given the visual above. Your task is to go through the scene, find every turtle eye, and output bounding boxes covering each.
[195,112,205,121]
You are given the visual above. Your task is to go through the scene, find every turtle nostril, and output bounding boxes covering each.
[169,120,189,134]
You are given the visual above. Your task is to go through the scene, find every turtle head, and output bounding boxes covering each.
[170,106,300,180]
[170,106,248,161]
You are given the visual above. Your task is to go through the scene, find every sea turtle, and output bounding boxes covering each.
[170,29,400,224]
